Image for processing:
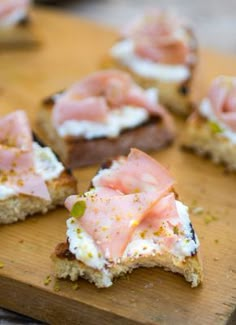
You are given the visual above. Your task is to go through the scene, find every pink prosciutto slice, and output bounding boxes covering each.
[65,188,168,260]
[93,148,174,194]
[122,10,189,65]
[0,110,32,150]
[0,110,50,201]
[208,76,236,131]
[0,0,30,20]
[133,193,180,250]
[52,70,170,127]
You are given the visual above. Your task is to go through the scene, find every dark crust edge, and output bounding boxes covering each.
[55,241,75,261]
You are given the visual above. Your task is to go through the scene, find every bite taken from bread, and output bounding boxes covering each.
[101,9,198,116]
[182,76,236,171]
[52,149,203,288]
[37,69,175,168]
[0,110,77,224]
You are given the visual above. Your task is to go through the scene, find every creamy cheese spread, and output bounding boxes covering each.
[33,143,64,181]
[57,105,150,139]
[110,39,190,83]
[199,98,236,144]
[0,142,64,200]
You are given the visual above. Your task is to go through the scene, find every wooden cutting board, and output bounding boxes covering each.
[0,8,236,325]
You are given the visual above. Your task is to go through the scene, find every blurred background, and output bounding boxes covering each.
[35,0,236,54]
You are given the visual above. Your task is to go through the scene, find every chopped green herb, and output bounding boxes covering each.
[208,121,223,134]
[71,201,87,218]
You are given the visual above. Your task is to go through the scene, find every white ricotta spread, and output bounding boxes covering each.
[110,39,190,83]
[66,199,199,272]
[199,98,236,144]
[123,201,198,259]
[33,143,64,181]
[0,142,64,200]
[0,185,18,200]
[57,105,149,139]
[0,8,27,28]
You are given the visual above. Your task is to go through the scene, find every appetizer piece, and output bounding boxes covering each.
[52,149,202,288]
[0,0,38,49]
[0,110,77,224]
[183,76,236,170]
[37,70,175,168]
[102,9,197,115]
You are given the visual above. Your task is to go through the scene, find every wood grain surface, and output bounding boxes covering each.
[0,8,236,325]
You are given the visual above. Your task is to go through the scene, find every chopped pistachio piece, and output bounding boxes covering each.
[71,200,87,219]
[44,275,52,286]
[208,121,223,134]
[72,283,79,291]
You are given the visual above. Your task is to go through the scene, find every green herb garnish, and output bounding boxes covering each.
[71,201,87,218]
[209,121,223,134]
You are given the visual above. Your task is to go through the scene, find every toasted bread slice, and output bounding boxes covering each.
[52,241,202,288]
[0,132,77,225]
[36,97,174,169]
[182,113,236,171]
[52,149,202,288]
[0,171,76,224]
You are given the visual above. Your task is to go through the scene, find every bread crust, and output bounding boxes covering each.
[182,112,236,170]
[52,241,203,288]
[101,29,197,116]
[0,171,77,224]
[36,99,175,168]
[0,19,38,49]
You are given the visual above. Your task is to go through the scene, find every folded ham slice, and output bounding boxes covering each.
[0,110,50,201]
[122,10,189,65]
[65,188,169,260]
[65,149,178,261]
[93,148,174,194]
[52,70,170,128]
[208,76,236,131]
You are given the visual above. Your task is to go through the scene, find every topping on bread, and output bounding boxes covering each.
[102,9,197,115]
[52,149,202,288]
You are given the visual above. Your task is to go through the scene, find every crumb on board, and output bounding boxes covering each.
[192,206,204,215]
[44,275,52,286]
[19,239,24,244]
[53,281,61,292]
[213,257,219,261]
[0,261,4,269]
[72,283,79,291]
[204,214,218,224]
[214,239,219,244]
